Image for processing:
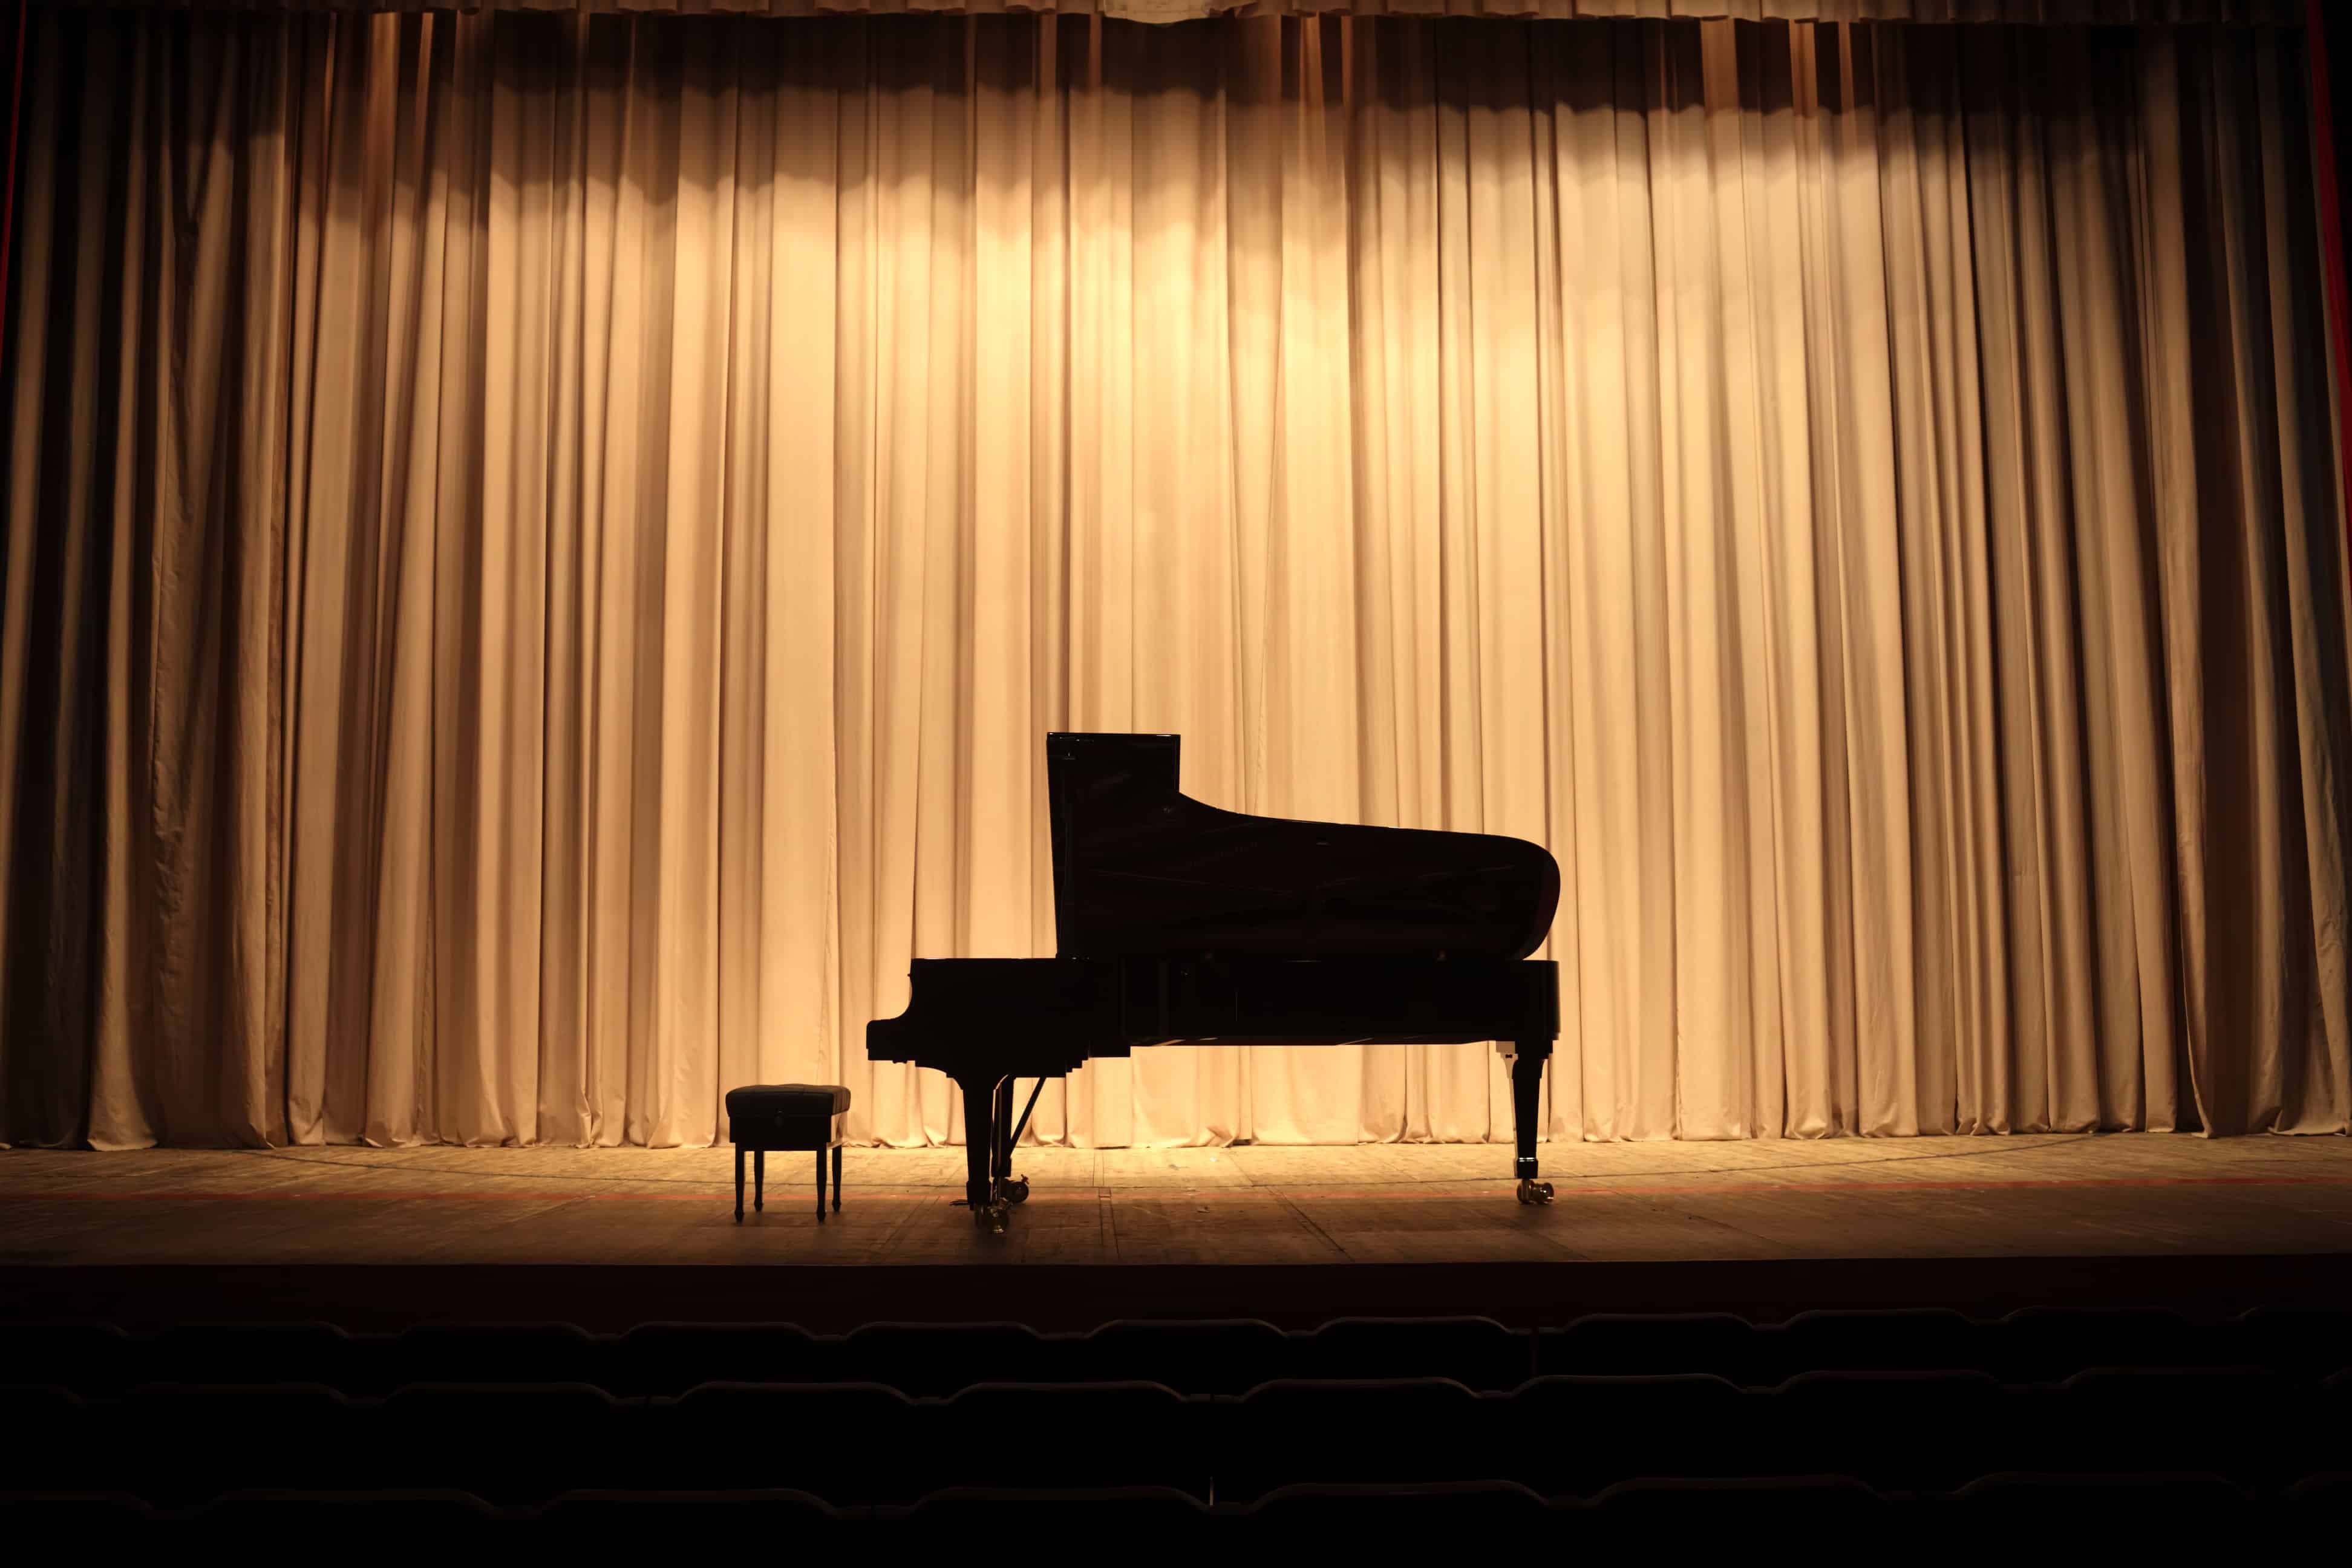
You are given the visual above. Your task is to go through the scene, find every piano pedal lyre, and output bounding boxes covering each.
[984,1078,1044,1220]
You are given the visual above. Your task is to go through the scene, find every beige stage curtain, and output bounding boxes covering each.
[48,2,2310,26]
[3,8,2348,1150]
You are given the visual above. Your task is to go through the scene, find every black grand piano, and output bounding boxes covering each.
[867,733,1562,1232]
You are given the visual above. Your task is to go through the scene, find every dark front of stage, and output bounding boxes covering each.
[5,1137,2351,1330]
[10,1254,2352,1334]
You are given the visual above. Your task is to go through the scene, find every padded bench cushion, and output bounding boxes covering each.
[726,1083,852,1126]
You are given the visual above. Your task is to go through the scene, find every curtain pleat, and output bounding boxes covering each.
[45,2,2309,29]
[3,9,2347,1149]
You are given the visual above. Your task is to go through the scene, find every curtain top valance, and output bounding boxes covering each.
[39,0,2310,26]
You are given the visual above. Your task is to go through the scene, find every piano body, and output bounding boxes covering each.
[867,733,1563,1232]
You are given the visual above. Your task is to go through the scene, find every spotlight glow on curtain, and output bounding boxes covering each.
[2,9,2347,1149]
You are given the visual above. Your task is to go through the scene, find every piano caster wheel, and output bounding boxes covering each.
[1002,1176,1030,1204]
[975,1201,1010,1235]
[1516,1180,1555,1206]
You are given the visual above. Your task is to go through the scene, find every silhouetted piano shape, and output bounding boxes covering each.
[867,733,1562,1231]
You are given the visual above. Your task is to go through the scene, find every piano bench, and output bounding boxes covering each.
[725,1084,853,1222]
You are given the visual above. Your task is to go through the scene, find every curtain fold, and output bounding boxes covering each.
[4,8,2348,1149]
[44,2,2309,28]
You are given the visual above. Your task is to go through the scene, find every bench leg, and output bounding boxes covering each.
[832,1144,843,1212]
[754,1148,765,1212]
[734,1145,744,1222]
[814,1146,827,1220]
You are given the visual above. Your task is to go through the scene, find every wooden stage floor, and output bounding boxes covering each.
[5,1134,2351,1328]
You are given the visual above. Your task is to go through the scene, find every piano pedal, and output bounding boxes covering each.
[1515,1179,1556,1206]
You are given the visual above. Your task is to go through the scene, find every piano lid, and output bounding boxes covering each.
[1046,732,1561,962]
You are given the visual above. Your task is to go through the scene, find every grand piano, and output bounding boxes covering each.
[867,733,1563,1232]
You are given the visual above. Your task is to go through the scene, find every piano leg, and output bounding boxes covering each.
[956,1071,1008,1232]
[992,1077,1013,1196]
[1506,1042,1556,1206]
